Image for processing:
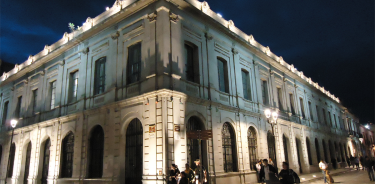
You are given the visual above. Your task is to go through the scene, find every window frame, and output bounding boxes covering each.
[222,122,237,172]
[94,57,106,95]
[184,42,200,84]
[241,69,251,101]
[127,43,142,85]
[69,71,79,103]
[308,101,314,121]
[32,89,38,113]
[2,101,9,126]
[289,93,295,115]
[15,96,22,118]
[247,127,257,170]
[60,132,75,178]
[50,81,57,110]
[299,97,305,119]
[217,57,229,93]
[277,87,283,111]
[261,80,269,105]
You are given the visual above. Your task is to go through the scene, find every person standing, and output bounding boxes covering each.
[346,157,351,168]
[364,156,375,181]
[184,163,195,184]
[269,158,275,167]
[355,157,360,170]
[169,164,180,184]
[350,156,355,168]
[319,160,328,184]
[256,160,263,183]
[360,156,365,170]
[260,159,279,184]
[179,172,189,184]
[278,162,300,184]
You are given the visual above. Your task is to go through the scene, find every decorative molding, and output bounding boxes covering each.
[147,12,157,22]
[169,12,179,22]
[232,48,239,55]
[111,31,120,40]
[81,47,90,55]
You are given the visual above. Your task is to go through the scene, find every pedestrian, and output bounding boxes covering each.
[169,164,180,184]
[355,157,360,170]
[269,158,275,167]
[278,162,300,184]
[184,163,195,184]
[260,159,279,184]
[194,159,207,184]
[350,156,355,168]
[346,156,351,168]
[179,171,189,184]
[319,160,328,184]
[360,156,364,170]
[256,160,263,183]
[364,156,375,181]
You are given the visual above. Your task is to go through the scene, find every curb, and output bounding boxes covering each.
[301,169,353,183]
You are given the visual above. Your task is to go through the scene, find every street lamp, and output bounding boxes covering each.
[5,119,18,183]
[264,109,278,136]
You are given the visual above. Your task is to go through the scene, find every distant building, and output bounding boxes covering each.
[0,0,365,184]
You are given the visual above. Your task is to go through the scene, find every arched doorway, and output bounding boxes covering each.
[41,139,51,184]
[267,131,277,168]
[186,116,207,170]
[247,127,257,170]
[222,122,237,172]
[7,143,16,178]
[306,138,312,165]
[125,118,143,184]
[315,138,321,162]
[322,140,328,163]
[283,135,289,163]
[24,142,32,184]
[61,132,74,178]
[88,125,104,178]
[328,140,336,169]
[296,138,303,173]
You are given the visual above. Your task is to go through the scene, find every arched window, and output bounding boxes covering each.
[247,127,257,170]
[88,126,104,178]
[306,138,312,165]
[186,116,206,170]
[41,139,51,184]
[315,138,321,162]
[222,122,237,172]
[184,42,199,84]
[322,140,328,163]
[94,57,106,95]
[60,132,74,178]
[125,119,143,184]
[7,143,16,177]
[217,57,229,93]
[267,131,277,168]
[283,135,289,163]
[24,142,32,184]
[127,43,142,85]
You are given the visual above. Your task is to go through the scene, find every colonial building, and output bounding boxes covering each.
[0,0,365,183]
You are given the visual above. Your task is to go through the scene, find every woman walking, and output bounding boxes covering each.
[278,162,300,184]
[169,164,180,184]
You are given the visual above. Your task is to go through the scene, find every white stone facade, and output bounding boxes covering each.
[0,0,363,184]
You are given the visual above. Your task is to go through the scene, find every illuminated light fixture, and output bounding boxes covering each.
[302,178,305,180]
[264,108,278,136]
[313,175,316,177]
[217,13,222,18]
[10,119,18,128]
[106,7,110,11]
[365,124,370,129]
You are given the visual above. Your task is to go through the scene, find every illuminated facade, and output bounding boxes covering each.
[0,0,364,183]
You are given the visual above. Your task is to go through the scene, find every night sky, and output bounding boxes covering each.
[0,0,374,123]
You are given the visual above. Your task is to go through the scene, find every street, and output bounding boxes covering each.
[305,169,374,184]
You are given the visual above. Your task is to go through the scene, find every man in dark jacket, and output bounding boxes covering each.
[260,159,279,184]
[364,156,375,181]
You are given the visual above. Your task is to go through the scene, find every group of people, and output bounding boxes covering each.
[255,158,300,184]
[359,156,375,182]
[346,156,360,170]
[169,159,207,184]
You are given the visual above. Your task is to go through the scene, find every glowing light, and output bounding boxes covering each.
[302,178,305,180]
[365,124,370,129]
[217,13,222,18]
[264,109,271,119]
[313,175,316,177]
[10,119,18,128]
[106,7,110,11]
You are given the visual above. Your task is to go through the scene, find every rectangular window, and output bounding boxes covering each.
[289,94,295,115]
[334,114,337,128]
[277,88,283,111]
[50,81,56,109]
[316,105,321,122]
[2,101,9,126]
[322,109,327,125]
[32,89,38,113]
[299,98,305,118]
[69,71,79,103]
[217,58,229,93]
[261,80,268,105]
[308,101,314,121]
[328,111,332,126]
[15,96,22,118]
[241,70,251,101]
[94,57,106,95]
[127,43,142,85]
[184,43,199,83]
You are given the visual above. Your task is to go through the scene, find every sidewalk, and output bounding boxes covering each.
[299,167,360,183]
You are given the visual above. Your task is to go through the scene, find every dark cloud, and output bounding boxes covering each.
[0,0,373,123]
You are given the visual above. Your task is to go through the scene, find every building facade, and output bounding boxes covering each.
[0,0,365,183]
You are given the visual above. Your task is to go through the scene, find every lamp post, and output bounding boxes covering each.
[264,109,278,136]
[5,119,18,184]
